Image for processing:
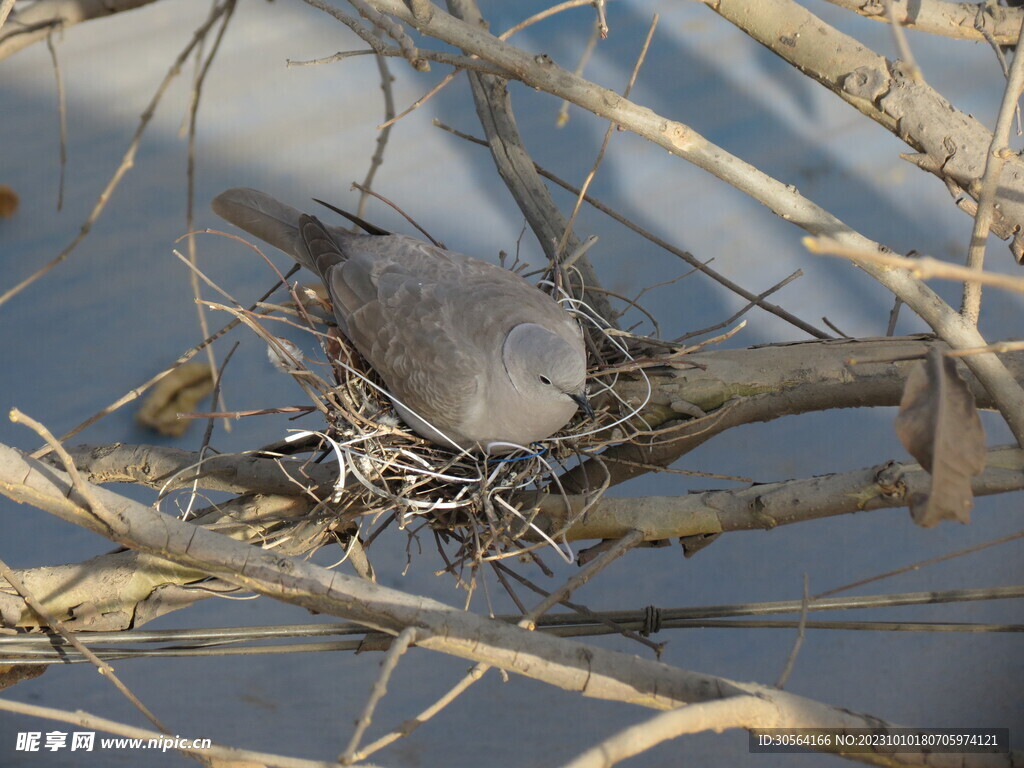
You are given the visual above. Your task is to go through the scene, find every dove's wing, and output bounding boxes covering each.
[299,216,484,444]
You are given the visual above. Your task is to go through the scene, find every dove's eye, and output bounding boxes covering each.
[538,374,552,386]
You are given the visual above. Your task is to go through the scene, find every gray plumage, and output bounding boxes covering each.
[212,188,590,453]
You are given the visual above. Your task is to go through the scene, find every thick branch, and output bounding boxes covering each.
[57,443,338,496]
[702,0,1024,254]
[560,337,1024,491]
[0,492,320,631]
[0,442,1012,767]
[0,0,158,61]
[821,0,1024,45]
[525,446,1024,541]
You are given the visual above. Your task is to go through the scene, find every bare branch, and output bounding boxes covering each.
[962,15,1024,322]
[701,0,1024,256]
[341,626,419,763]
[884,0,921,82]
[805,237,1024,295]
[0,698,350,768]
[559,337,1024,492]
[0,442,1012,767]
[287,1,508,76]
[43,30,67,210]
[447,0,616,323]
[821,0,1024,45]
[0,492,321,632]
[0,0,15,32]
[0,0,231,309]
[526,446,1024,541]
[775,574,810,689]
[347,0,429,71]
[0,0,159,61]
[58,443,338,496]
[356,53,396,219]
[561,695,775,768]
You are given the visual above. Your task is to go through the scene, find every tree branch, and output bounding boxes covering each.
[446,0,616,324]
[559,337,1024,492]
[526,446,1024,541]
[350,0,1024,447]
[0,0,159,62]
[701,0,1024,257]
[821,0,1024,45]
[0,441,1012,767]
[57,443,338,496]
[962,14,1024,321]
[0,492,321,631]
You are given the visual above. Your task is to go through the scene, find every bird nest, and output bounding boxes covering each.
[234,272,659,576]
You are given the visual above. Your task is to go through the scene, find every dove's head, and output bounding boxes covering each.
[502,323,592,428]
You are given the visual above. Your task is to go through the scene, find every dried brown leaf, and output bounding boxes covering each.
[136,363,214,437]
[0,185,18,218]
[0,664,46,690]
[894,348,986,527]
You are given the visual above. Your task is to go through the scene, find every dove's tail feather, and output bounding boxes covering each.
[212,187,314,270]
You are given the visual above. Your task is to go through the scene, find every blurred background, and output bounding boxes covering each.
[0,0,1020,765]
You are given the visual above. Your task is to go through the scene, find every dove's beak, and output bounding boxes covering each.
[570,392,594,420]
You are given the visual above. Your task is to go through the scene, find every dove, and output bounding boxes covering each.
[212,188,591,453]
